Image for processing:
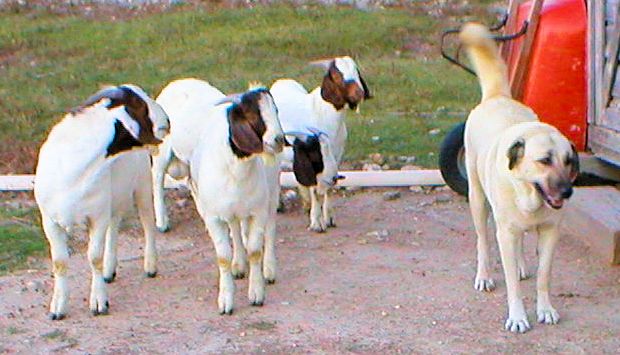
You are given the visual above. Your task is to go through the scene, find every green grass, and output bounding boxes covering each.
[0,205,47,274]
[0,4,487,171]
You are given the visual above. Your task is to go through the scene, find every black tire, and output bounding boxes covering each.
[439,122,468,196]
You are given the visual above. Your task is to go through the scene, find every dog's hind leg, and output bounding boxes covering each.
[468,169,495,292]
[516,235,529,280]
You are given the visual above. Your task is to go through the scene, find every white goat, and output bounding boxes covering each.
[270,56,371,232]
[34,85,169,320]
[182,83,284,314]
[151,78,226,232]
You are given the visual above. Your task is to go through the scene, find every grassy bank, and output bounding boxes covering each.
[0,203,46,274]
[0,4,487,172]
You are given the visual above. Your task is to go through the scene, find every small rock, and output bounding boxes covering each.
[381,311,388,317]
[409,186,423,192]
[346,186,362,193]
[281,301,291,306]
[394,305,401,310]
[366,230,389,241]
[357,239,369,245]
[381,164,391,170]
[362,163,382,171]
[283,189,298,201]
[371,136,381,143]
[435,195,452,203]
[240,332,246,337]
[26,280,43,292]
[428,128,441,136]
[369,153,385,165]
[383,191,401,201]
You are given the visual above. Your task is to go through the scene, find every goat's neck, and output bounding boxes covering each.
[310,87,346,138]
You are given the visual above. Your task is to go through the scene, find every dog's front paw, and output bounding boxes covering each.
[474,276,496,292]
[537,306,560,325]
[504,311,531,333]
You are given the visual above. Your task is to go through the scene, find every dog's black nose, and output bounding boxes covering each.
[560,184,573,199]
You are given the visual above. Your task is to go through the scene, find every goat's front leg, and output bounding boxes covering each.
[263,211,277,284]
[308,187,326,233]
[321,189,336,228]
[246,215,266,306]
[103,217,120,283]
[42,214,70,320]
[204,218,234,315]
[230,219,247,279]
[87,217,110,316]
[536,223,560,325]
[497,224,530,333]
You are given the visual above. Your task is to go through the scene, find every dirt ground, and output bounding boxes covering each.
[0,188,619,354]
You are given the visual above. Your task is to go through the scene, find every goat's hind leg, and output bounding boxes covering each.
[87,217,111,316]
[308,187,326,233]
[42,214,70,320]
[103,217,120,283]
[151,139,173,233]
[230,219,248,279]
[321,189,336,228]
[136,182,158,278]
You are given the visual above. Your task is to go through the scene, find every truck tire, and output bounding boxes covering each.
[439,122,468,196]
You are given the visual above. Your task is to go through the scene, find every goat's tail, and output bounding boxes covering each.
[459,23,511,101]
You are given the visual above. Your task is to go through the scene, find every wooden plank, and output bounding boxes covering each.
[562,187,620,265]
[0,170,447,192]
[599,106,620,132]
[593,0,606,126]
[589,125,620,164]
[510,0,545,100]
[602,1,620,106]
[588,0,599,124]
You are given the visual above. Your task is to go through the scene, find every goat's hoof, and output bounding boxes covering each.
[91,301,110,317]
[233,272,245,280]
[276,206,285,214]
[219,308,234,316]
[265,278,276,285]
[145,271,157,278]
[308,225,326,233]
[326,219,336,228]
[48,312,65,321]
[157,224,170,233]
[251,300,264,307]
[103,271,117,284]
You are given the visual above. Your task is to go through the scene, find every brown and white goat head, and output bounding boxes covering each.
[74,84,170,156]
[287,129,342,193]
[312,56,372,110]
[225,87,285,158]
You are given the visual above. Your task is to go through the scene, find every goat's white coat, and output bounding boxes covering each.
[34,86,168,318]
[151,79,226,231]
[270,56,364,231]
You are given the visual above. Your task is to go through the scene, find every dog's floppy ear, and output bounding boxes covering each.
[292,139,318,186]
[228,98,265,155]
[357,69,372,100]
[508,138,525,170]
[569,143,580,181]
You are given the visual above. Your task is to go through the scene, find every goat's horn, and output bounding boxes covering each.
[215,93,243,106]
[308,59,334,70]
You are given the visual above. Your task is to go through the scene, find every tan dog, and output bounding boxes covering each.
[460,23,579,333]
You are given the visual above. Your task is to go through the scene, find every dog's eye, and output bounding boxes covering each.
[538,157,553,166]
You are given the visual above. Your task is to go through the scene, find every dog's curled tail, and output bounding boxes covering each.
[459,23,511,101]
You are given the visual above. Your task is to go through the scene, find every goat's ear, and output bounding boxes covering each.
[228,101,264,155]
[569,143,580,182]
[358,69,372,99]
[321,65,346,110]
[507,138,525,170]
[292,140,318,186]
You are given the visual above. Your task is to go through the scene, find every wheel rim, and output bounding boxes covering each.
[457,147,467,179]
